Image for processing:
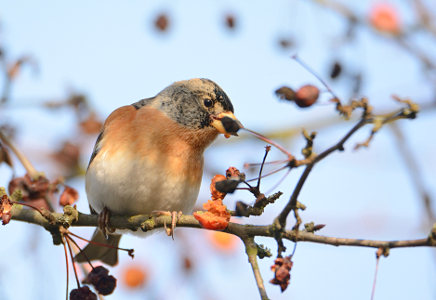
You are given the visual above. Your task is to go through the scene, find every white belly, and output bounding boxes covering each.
[86,150,202,216]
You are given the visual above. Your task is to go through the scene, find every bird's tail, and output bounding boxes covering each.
[74,229,121,266]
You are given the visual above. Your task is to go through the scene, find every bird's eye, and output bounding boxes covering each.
[203,99,213,108]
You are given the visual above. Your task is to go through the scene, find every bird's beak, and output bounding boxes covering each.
[211,111,243,138]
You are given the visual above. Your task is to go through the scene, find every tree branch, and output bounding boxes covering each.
[10,206,436,249]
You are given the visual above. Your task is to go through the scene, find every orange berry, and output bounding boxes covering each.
[369,3,401,34]
[208,231,238,252]
[122,265,148,289]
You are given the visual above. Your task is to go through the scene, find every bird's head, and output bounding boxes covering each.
[157,78,242,137]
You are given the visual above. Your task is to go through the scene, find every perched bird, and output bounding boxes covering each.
[75,78,241,265]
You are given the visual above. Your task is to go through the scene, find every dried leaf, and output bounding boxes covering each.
[275,86,296,101]
[8,174,56,210]
[0,194,13,225]
[270,256,293,292]
[51,141,80,176]
[79,112,102,134]
[59,185,79,206]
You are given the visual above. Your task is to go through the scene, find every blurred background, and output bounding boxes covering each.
[0,1,436,299]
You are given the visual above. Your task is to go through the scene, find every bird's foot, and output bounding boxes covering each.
[99,207,115,239]
[152,210,183,239]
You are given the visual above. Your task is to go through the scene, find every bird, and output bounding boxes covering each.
[75,78,241,265]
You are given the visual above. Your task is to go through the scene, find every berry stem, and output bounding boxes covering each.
[65,234,94,269]
[62,236,69,300]
[65,236,81,288]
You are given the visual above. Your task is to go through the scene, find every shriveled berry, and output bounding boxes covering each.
[70,286,97,300]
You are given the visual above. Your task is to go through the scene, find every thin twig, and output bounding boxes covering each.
[243,237,270,300]
[371,254,381,300]
[310,0,436,70]
[256,146,271,189]
[0,130,39,178]
[277,118,368,226]
[292,54,340,100]
[0,130,54,211]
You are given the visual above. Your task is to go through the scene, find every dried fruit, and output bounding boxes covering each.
[155,13,169,32]
[270,256,293,292]
[59,185,79,206]
[294,84,319,108]
[70,286,97,300]
[214,179,240,194]
[84,266,117,295]
[123,265,148,289]
[195,173,231,230]
[194,199,230,230]
[369,3,401,34]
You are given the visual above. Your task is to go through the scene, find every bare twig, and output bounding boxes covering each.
[276,118,368,227]
[0,130,55,211]
[292,54,340,100]
[277,101,418,228]
[0,130,39,178]
[243,237,270,300]
[310,0,436,70]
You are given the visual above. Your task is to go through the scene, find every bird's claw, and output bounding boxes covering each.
[153,210,183,239]
[98,207,115,239]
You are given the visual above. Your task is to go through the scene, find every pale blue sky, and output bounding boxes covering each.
[0,1,435,299]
